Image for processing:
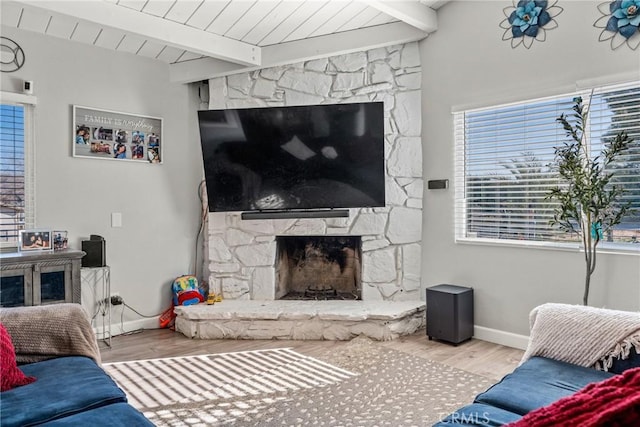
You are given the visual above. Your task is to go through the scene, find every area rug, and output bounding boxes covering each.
[104,338,493,426]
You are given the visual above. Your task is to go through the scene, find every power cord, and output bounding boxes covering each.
[100,297,166,339]
[194,179,207,276]
[123,302,164,319]
[92,299,108,321]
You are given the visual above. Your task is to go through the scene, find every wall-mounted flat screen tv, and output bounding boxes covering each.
[198,102,385,213]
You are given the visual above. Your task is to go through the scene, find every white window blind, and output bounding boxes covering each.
[455,81,640,248]
[0,101,34,248]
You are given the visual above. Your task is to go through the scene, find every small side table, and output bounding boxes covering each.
[81,266,111,347]
[426,284,474,345]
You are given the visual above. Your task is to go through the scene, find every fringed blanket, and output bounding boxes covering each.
[520,303,640,371]
[0,303,101,365]
[506,367,640,427]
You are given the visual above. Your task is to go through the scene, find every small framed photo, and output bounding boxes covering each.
[19,230,53,252]
[53,231,69,251]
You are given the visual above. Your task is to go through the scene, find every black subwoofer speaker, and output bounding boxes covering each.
[426,284,474,345]
[82,236,106,267]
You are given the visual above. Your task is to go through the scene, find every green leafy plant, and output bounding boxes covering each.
[547,96,634,305]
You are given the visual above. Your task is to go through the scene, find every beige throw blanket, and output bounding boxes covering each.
[0,303,101,365]
[520,303,640,370]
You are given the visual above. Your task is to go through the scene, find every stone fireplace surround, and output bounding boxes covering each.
[178,43,426,341]
[204,42,423,304]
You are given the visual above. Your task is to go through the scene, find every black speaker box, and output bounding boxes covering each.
[82,237,106,267]
[426,284,474,345]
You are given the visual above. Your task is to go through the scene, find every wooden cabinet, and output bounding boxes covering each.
[0,250,85,307]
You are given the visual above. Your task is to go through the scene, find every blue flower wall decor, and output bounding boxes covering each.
[500,0,563,49]
[594,1,640,50]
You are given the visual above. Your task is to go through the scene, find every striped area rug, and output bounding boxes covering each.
[103,348,356,410]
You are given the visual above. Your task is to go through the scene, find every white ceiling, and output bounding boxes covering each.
[1,0,449,83]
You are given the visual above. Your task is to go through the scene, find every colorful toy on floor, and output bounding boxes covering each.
[159,304,176,329]
[172,275,205,306]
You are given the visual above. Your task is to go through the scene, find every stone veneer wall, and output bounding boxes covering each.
[205,42,422,302]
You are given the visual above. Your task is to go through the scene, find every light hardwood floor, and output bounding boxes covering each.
[100,328,524,382]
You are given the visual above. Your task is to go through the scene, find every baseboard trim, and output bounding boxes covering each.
[92,317,529,349]
[93,316,160,340]
[474,325,529,350]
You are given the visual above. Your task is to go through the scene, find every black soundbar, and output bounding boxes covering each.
[241,209,349,220]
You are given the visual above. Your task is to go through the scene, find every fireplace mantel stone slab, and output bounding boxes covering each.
[174,300,425,341]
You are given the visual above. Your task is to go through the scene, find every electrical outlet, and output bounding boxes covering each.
[111,212,122,228]
[107,292,123,306]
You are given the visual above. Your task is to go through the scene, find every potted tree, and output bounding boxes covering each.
[547,96,634,305]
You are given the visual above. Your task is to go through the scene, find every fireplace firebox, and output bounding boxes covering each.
[275,236,361,300]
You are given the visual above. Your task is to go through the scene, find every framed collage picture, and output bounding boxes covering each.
[72,105,162,164]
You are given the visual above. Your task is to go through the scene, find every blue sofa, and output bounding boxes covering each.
[434,303,640,426]
[0,304,153,427]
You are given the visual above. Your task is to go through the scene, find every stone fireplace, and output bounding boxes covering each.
[275,236,361,300]
[204,42,423,303]
[206,208,421,301]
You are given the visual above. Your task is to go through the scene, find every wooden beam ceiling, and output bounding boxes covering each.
[20,0,261,66]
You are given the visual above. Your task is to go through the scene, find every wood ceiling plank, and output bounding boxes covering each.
[117,0,147,12]
[165,0,203,24]
[19,0,260,65]
[224,1,280,41]
[281,1,350,43]
[156,45,185,63]
[241,1,302,46]
[141,0,175,18]
[206,0,255,36]
[17,6,50,33]
[136,39,166,59]
[362,11,396,27]
[335,5,382,33]
[309,1,367,37]
[116,33,146,54]
[184,0,230,30]
[45,13,77,39]
[70,21,101,44]
[0,2,24,28]
[94,27,126,50]
[258,1,327,47]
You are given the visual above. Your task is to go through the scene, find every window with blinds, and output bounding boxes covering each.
[454,81,640,248]
[0,103,32,247]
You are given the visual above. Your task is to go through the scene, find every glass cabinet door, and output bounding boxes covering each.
[0,267,33,307]
[33,264,72,305]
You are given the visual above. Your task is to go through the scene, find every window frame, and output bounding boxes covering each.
[0,91,36,251]
[453,81,640,255]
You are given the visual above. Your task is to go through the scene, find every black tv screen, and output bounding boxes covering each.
[198,102,385,212]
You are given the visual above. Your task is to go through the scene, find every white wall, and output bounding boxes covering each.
[420,1,640,338]
[0,26,203,331]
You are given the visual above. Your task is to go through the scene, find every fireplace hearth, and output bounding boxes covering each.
[275,236,361,300]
